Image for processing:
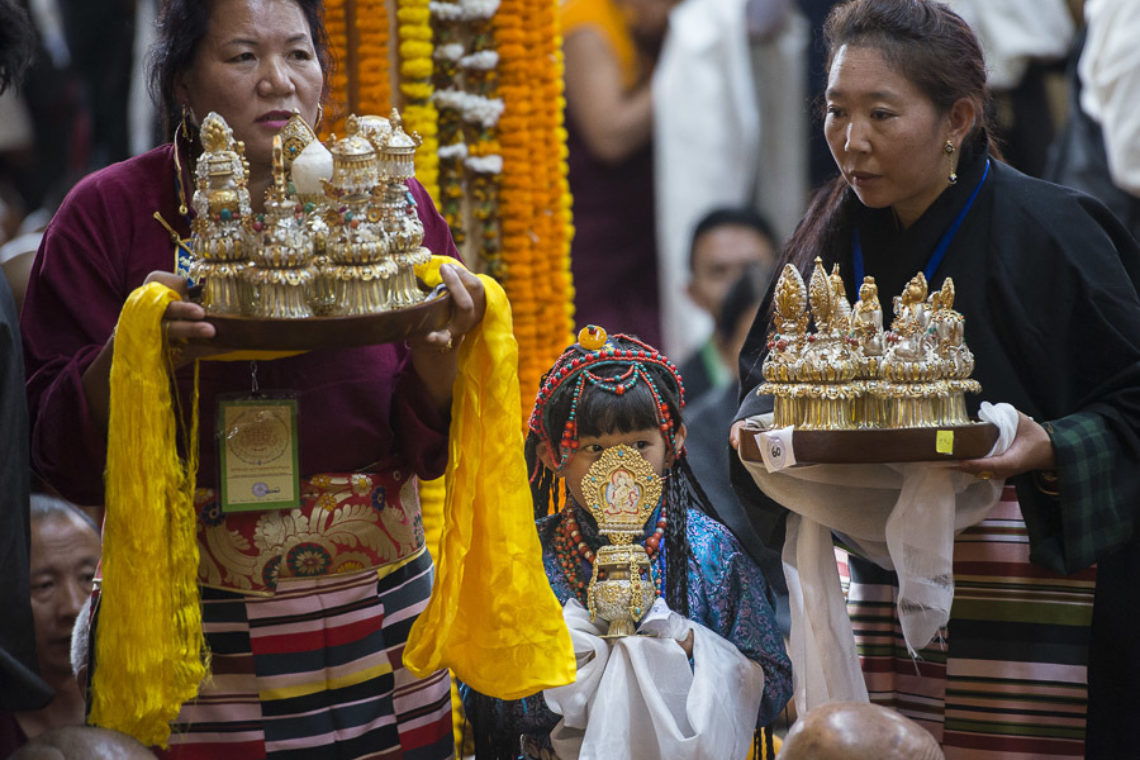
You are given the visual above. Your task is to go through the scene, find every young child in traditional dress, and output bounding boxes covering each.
[463,327,792,760]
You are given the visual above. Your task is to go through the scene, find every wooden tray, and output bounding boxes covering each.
[195,292,452,351]
[739,422,999,465]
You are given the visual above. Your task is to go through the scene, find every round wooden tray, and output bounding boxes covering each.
[195,291,452,351]
[739,421,999,465]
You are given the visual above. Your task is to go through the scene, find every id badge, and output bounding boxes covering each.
[218,396,301,513]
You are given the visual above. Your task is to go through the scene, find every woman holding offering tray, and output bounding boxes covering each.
[730,0,1140,757]
[21,0,485,757]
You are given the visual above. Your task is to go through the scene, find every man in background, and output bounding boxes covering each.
[679,207,777,402]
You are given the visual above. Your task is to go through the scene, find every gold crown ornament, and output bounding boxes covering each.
[580,445,663,637]
[188,112,251,314]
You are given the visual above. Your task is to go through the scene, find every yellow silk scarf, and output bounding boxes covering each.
[404,256,575,698]
[94,262,572,745]
[91,282,207,748]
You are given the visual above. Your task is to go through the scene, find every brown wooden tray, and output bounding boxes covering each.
[739,422,999,465]
[195,292,452,351]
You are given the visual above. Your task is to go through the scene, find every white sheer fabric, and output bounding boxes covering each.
[544,598,765,760]
[739,402,1018,715]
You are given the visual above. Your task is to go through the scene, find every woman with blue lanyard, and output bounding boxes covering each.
[730,0,1140,758]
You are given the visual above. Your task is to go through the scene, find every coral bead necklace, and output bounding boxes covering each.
[554,503,666,602]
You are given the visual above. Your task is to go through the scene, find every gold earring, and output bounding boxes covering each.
[315,103,324,129]
[180,105,192,141]
[944,140,955,154]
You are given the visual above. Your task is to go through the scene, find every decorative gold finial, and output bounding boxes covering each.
[580,445,662,636]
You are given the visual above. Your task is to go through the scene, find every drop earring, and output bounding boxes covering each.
[180,105,192,141]
[945,140,958,184]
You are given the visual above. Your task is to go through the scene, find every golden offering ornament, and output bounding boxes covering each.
[759,258,981,431]
[186,110,432,321]
[580,444,662,637]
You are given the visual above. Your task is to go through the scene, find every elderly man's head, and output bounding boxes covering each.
[11,726,156,759]
[28,495,100,680]
[778,702,945,760]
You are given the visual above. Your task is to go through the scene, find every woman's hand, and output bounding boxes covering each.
[82,271,219,429]
[143,271,218,368]
[676,628,694,658]
[412,263,486,352]
[955,410,1056,481]
[729,419,750,450]
[408,263,487,409]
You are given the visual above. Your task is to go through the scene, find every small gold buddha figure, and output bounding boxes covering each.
[794,259,859,429]
[927,278,980,424]
[188,112,251,314]
[882,272,943,426]
[759,264,811,427]
[849,276,886,426]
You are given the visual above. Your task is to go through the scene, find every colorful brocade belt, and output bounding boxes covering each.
[194,471,426,596]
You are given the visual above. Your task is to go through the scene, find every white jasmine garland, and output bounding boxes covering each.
[465,154,503,174]
[438,143,470,160]
[428,1,463,20]
[433,42,466,61]
[432,88,469,111]
[459,50,499,70]
[459,0,499,19]
[432,90,504,128]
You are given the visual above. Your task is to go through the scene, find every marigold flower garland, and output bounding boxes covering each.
[357,0,393,119]
[323,0,350,137]
[491,0,574,422]
[398,0,440,204]
[328,0,573,428]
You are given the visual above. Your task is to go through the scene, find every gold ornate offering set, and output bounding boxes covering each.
[188,110,431,319]
[760,258,980,431]
[580,444,663,638]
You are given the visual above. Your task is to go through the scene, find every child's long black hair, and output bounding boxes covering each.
[526,332,724,617]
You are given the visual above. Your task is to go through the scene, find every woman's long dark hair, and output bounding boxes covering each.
[148,0,331,135]
[782,0,1001,279]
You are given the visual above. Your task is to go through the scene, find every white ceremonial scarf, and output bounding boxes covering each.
[739,402,1018,715]
[544,598,765,760]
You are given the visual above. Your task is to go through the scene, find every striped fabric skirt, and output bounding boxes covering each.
[847,486,1095,759]
[159,552,454,760]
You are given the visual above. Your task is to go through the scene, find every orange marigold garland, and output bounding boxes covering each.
[357,0,393,117]
[397,0,440,205]
[491,0,574,423]
[327,0,573,427]
[323,0,350,136]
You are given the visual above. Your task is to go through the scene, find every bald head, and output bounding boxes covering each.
[10,726,157,760]
[778,702,944,760]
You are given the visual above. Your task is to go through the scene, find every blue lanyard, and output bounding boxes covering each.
[853,159,991,285]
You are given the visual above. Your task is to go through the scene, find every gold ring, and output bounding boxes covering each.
[976,470,995,480]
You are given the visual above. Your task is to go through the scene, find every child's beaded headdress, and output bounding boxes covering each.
[528,326,687,470]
